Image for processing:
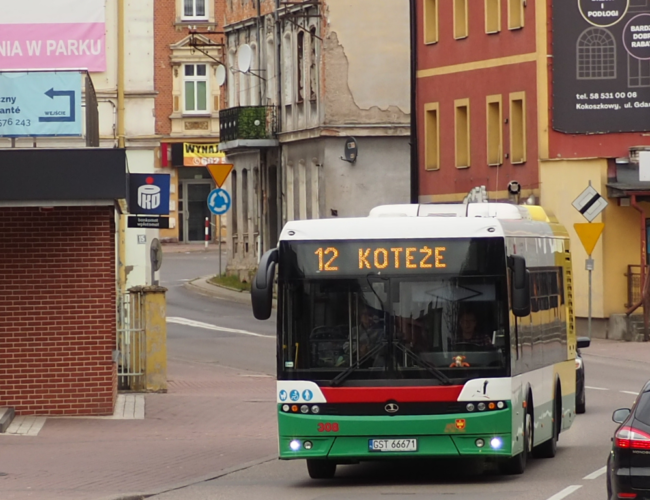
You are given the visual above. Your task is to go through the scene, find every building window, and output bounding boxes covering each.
[424,0,439,44]
[454,0,468,39]
[297,31,305,103]
[231,169,238,241]
[577,28,616,80]
[282,33,293,104]
[424,103,440,170]
[183,0,207,20]
[508,0,523,30]
[486,95,502,166]
[242,169,249,242]
[309,27,318,101]
[485,0,500,34]
[455,98,470,168]
[184,64,208,113]
[228,49,238,107]
[510,92,526,164]
[250,44,260,105]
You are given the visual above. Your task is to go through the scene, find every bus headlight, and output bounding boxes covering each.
[475,438,485,448]
[478,402,486,411]
[466,403,475,412]
[290,440,301,451]
[490,437,503,449]
[304,441,313,450]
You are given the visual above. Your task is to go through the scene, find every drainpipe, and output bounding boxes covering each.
[409,0,419,204]
[257,0,264,257]
[117,0,126,149]
[275,0,283,232]
[117,0,127,292]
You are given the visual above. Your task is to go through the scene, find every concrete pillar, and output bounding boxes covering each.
[129,285,168,392]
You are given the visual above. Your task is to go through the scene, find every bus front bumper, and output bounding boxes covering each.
[278,409,514,460]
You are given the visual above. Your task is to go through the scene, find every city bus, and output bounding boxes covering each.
[251,202,580,479]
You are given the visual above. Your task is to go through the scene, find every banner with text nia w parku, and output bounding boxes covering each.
[0,0,106,72]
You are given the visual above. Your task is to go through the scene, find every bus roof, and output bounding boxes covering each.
[279,203,569,242]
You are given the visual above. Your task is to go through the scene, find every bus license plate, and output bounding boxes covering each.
[369,438,418,452]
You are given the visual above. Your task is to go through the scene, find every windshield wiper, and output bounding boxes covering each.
[393,341,452,385]
[330,340,387,387]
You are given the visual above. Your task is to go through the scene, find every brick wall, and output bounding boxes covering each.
[154,0,175,136]
[0,206,117,416]
[154,1,228,136]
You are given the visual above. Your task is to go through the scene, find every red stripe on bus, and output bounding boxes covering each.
[320,386,464,403]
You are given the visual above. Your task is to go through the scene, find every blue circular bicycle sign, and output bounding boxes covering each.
[207,188,231,215]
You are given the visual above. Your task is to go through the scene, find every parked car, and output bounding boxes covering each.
[576,337,590,414]
[607,381,650,500]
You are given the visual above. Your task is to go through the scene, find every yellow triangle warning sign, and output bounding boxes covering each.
[574,222,604,256]
[207,164,233,188]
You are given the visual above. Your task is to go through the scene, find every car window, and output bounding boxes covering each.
[634,392,650,426]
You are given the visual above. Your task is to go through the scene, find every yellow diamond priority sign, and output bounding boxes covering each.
[207,164,233,188]
[574,222,604,256]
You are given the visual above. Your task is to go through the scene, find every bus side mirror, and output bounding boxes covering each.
[509,255,531,317]
[252,248,278,320]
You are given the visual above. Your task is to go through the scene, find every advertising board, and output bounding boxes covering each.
[553,0,650,133]
[0,72,82,136]
[0,0,106,72]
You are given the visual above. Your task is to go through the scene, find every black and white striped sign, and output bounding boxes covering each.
[572,185,608,222]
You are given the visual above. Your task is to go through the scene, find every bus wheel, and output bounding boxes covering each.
[499,408,532,475]
[307,459,337,479]
[533,395,559,458]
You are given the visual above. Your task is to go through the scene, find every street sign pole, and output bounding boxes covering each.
[586,257,594,339]
[205,164,233,278]
[574,220,605,339]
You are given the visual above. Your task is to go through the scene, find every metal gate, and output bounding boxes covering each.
[117,291,145,390]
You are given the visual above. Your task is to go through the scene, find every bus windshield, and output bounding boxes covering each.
[278,238,509,385]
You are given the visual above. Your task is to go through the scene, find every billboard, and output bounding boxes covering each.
[0,0,106,72]
[0,72,82,136]
[553,0,650,133]
[183,143,227,166]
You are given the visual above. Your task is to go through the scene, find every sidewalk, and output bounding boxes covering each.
[582,336,650,365]
[0,359,277,500]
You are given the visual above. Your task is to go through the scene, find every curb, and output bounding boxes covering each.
[184,276,278,309]
[184,276,252,306]
[0,408,15,433]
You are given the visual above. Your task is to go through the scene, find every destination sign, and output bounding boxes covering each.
[283,239,506,278]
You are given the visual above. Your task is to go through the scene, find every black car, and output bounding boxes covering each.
[576,337,590,414]
[607,381,650,500]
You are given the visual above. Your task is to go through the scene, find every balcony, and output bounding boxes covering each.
[218,106,278,151]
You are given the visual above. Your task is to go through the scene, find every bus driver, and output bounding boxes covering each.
[451,310,493,349]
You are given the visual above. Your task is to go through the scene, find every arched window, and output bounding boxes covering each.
[242,168,249,235]
[266,37,276,104]
[309,26,317,101]
[228,48,238,106]
[231,169,238,254]
[250,44,260,106]
[282,32,293,103]
[576,27,616,80]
